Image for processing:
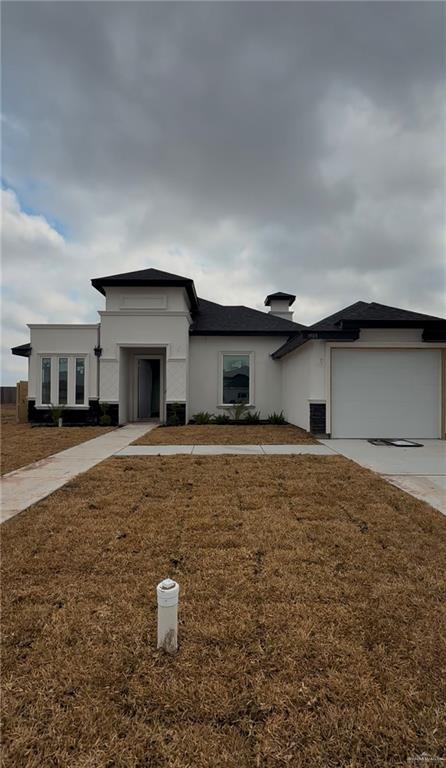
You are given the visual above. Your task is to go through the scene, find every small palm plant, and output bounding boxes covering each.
[99,402,112,426]
[192,411,215,424]
[225,403,250,421]
[49,404,65,427]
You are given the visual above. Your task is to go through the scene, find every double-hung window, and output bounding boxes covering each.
[41,358,52,405]
[221,353,252,405]
[75,358,85,405]
[58,358,68,405]
[39,355,87,406]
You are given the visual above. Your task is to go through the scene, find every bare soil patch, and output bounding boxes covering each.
[0,406,114,475]
[135,423,317,445]
[2,454,445,767]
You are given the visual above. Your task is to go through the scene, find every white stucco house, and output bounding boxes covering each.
[12,267,446,438]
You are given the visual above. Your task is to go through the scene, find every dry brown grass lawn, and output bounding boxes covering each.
[2,454,446,767]
[0,406,114,475]
[135,423,317,445]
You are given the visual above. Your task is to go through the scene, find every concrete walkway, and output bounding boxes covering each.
[116,444,336,456]
[1,424,153,524]
[3,431,443,524]
[320,439,446,516]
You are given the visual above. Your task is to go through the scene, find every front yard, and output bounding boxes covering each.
[134,423,317,445]
[0,406,114,475]
[2,454,445,767]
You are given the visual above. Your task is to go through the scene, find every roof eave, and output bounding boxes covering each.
[341,319,445,330]
[190,329,301,337]
[422,328,446,342]
[272,329,360,359]
[11,343,32,358]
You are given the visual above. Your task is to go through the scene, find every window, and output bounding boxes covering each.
[75,358,85,404]
[41,358,51,404]
[58,358,68,405]
[222,354,250,404]
[38,355,87,406]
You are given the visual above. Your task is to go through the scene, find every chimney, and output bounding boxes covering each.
[264,292,296,321]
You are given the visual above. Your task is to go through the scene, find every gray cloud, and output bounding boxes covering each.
[2,1,445,383]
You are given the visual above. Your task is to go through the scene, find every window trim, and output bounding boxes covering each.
[218,351,254,407]
[37,354,88,407]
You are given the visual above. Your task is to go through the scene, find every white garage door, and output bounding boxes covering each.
[331,349,441,439]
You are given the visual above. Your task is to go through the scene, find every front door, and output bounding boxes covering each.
[137,358,161,419]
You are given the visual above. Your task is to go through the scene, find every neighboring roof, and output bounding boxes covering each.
[91,267,199,311]
[272,301,446,359]
[264,291,296,307]
[11,343,32,358]
[310,301,446,330]
[191,298,305,335]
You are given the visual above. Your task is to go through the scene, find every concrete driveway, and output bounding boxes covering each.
[320,439,446,515]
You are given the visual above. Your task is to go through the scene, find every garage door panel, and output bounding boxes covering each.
[331,349,441,439]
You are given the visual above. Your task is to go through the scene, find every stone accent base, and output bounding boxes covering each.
[26,399,120,426]
[166,402,186,426]
[309,403,327,435]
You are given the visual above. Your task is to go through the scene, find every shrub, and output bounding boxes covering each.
[192,411,215,425]
[214,413,231,424]
[267,411,286,425]
[244,410,261,423]
[224,403,250,421]
[98,402,111,426]
[49,404,65,426]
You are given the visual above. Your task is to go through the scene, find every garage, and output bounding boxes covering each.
[331,348,442,439]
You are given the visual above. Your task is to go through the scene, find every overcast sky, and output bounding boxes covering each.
[2,1,445,384]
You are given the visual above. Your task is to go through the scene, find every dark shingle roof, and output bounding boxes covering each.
[92,267,198,310]
[310,301,446,330]
[11,342,32,358]
[272,301,446,359]
[191,298,305,335]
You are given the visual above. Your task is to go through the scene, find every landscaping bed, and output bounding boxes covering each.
[2,454,445,767]
[0,406,114,475]
[134,424,317,445]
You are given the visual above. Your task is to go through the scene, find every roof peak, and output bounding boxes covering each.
[92,266,193,283]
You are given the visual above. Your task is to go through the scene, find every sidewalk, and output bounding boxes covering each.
[116,444,335,456]
[1,423,153,523]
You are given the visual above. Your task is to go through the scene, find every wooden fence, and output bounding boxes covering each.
[0,386,16,405]
[16,381,28,423]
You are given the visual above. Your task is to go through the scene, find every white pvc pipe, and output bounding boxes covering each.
[156,578,179,653]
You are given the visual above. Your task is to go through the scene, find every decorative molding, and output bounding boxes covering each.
[98,310,191,319]
[27,324,99,329]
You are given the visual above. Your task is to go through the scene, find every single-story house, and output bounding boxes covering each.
[12,267,446,438]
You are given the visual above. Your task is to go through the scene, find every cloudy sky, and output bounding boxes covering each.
[2,1,445,384]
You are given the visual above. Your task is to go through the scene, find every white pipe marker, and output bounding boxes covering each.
[156,578,179,653]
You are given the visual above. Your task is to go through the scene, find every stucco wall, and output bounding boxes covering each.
[359,328,424,342]
[281,340,326,430]
[188,336,287,418]
[27,325,99,401]
[99,312,190,405]
[104,286,192,313]
[280,328,436,431]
